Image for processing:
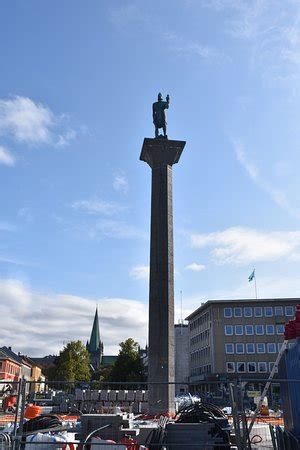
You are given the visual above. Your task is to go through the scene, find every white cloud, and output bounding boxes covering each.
[233,139,300,219]
[0,96,75,147]
[0,145,15,166]
[0,279,147,356]
[185,263,206,272]
[113,171,129,194]
[190,226,300,264]
[72,198,127,216]
[130,265,149,281]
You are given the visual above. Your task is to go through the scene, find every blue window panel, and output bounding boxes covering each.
[235,325,243,335]
[267,343,277,353]
[236,343,244,354]
[264,307,273,317]
[245,325,254,335]
[224,308,232,318]
[285,306,294,317]
[234,307,242,317]
[244,307,252,317]
[255,325,264,335]
[276,325,284,335]
[225,343,234,354]
[275,306,283,316]
[246,343,255,354]
[266,325,275,335]
[254,307,263,317]
[257,343,265,353]
[225,325,233,335]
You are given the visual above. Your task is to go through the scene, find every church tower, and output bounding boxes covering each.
[86,308,103,371]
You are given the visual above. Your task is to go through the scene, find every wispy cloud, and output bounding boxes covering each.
[0,145,15,166]
[201,0,300,79]
[129,265,149,281]
[109,4,219,62]
[190,226,300,264]
[0,221,16,232]
[108,3,148,29]
[164,32,219,60]
[185,262,206,272]
[72,198,127,216]
[87,219,146,240]
[0,278,147,355]
[113,170,129,194]
[0,96,76,147]
[17,207,33,223]
[233,139,300,219]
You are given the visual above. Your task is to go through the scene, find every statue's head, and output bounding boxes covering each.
[158,92,162,101]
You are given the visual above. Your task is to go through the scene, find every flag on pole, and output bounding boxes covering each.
[248,269,255,282]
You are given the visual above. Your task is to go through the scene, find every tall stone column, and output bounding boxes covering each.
[140,138,186,414]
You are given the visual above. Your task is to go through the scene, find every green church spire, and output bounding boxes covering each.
[89,307,101,352]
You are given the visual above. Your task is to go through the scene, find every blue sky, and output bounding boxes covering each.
[1,0,300,355]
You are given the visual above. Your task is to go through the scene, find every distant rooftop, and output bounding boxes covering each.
[185,297,300,321]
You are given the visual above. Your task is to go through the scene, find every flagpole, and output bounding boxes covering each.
[254,272,258,300]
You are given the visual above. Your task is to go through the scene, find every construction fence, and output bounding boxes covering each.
[0,378,299,449]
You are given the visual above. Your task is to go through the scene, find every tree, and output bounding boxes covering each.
[108,338,146,382]
[49,341,90,383]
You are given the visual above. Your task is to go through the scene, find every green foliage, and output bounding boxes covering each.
[49,340,90,383]
[108,338,146,382]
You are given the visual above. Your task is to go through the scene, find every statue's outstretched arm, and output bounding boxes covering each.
[165,95,170,109]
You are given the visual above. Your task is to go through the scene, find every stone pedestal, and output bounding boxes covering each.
[140,138,186,414]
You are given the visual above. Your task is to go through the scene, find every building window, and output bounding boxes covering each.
[266,325,275,335]
[255,325,264,335]
[285,306,294,317]
[237,362,246,373]
[278,342,283,352]
[225,325,233,336]
[236,343,244,354]
[234,307,242,317]
[275,306,283,316]
[224,308,232,318]
[254,307,263,317]
[267,343,277,353]
[244,307,252,317]
[257,343,265,353]
[264,307,273,317]
[245,325,254,335]
[276,325,284,335]
[258,362,267,373]
[246,343,255,354]
[247,362,256,373]
[235,325,243,335]
[226,362,235,373]
[269,362,278,373]
[225,343,234,354]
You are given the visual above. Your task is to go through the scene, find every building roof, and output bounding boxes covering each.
[88,308,101,353]
[0,347,22,365]
[21,355,42,369]
[101,355,117,366]
[30,355,57,369]
[185,297,300,321]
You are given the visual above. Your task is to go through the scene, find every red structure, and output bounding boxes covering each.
[284,305,300,340]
